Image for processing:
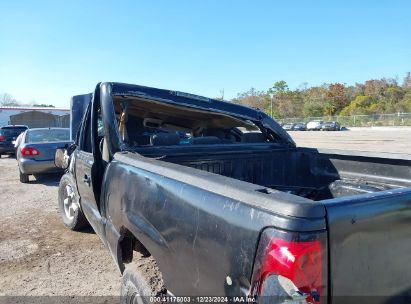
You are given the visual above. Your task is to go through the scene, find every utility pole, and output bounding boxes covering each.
[219,89,225,101]
[267,87,275,118]
[270,95,273,118]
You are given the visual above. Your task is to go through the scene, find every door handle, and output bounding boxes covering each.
[83,174,91,186]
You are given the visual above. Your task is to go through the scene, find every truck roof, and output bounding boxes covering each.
[110,82,266,122]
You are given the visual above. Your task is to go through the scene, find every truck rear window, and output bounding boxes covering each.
[112,97,269,147]
[25,129,70,143]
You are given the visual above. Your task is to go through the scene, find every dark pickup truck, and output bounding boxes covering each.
[56,82,411,304]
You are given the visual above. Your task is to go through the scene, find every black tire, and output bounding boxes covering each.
[58,173,89,231]
[33,174,45,181]
[19,168,29,183]
[121,254,165,304]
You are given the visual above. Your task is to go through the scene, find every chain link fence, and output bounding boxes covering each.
[278,113,411,127]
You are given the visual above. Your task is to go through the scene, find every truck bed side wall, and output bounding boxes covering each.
[101,154,326,296]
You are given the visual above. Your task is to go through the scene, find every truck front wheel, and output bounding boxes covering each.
[58,173,89,231]
[121,255,165,304]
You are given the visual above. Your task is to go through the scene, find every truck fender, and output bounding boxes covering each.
[105,224,166,276]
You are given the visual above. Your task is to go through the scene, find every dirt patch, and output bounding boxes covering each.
[0,240,39,262]
[0,239,39,261]
[0,158,121,297]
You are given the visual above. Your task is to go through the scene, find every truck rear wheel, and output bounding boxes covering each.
[58,173,89,231]
[121,254,165,304]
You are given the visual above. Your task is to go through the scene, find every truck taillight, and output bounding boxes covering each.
[20,147,40,157]
[251,229,327,304]
[0,135,4,141]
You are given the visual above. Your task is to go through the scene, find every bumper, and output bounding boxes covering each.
[19,158,63,174]
[0,144,16,154]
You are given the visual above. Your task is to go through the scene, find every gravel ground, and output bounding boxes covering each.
[290,128,411,154]
[0,157,121,298]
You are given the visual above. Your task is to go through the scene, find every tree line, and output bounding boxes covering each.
[230,72,411,119]
[0,93,54,108]
[3,73,411,116]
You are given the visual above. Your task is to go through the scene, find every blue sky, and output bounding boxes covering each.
[0,0,410,107]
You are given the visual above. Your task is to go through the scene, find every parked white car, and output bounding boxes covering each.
[306,120,323,131]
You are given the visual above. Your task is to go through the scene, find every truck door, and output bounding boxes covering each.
[75,102,105,237]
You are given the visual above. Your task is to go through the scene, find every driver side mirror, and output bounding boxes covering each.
[55,149,70,169]
[66,143,77,155]
[54,143,76,169]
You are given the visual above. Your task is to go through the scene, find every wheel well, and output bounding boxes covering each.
[119,230,166,296]
[119,229,151,265]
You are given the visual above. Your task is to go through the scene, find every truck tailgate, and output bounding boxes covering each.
[324,188,411,304]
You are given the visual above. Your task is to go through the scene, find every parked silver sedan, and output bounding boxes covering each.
[16,128,73,183]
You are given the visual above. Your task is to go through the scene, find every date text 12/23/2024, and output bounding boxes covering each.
[149,296,257,303]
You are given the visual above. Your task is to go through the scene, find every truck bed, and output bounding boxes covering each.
[109,146,411,300]
[132,144,411,201]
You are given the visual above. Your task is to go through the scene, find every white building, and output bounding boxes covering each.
[0,107,70,128]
